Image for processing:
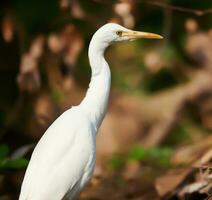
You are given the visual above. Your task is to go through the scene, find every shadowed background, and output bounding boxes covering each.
[0,0,212,199]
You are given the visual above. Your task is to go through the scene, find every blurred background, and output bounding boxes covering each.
[0,0,212,199]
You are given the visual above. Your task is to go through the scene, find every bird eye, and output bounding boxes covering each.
[116,31,123,36]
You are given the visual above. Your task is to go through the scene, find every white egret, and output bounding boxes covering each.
[19,23,162,200]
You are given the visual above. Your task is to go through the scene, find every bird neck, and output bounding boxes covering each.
[80,37,111,130]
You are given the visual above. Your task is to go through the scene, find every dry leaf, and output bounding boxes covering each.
[155,168,193,197]
[179,181,208,197]
[30,35,45,59]
[2,16,14,43]
[47,34,64,54]
[114,1,134,28]
[71,0,85,19]
[17,53,40,92]
[185,18,198,33]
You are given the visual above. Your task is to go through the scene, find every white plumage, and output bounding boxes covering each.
[19,23,162,200]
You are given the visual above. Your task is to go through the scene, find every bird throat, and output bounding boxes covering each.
[80,43,111,129]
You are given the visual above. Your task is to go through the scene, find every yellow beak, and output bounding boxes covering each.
[122,30,163,40]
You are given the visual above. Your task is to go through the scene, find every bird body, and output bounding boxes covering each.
[19,23,162,200]
[19,107,96,200]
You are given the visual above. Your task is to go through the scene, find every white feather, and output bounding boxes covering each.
[19,23,161,200]
[19,107,96,200]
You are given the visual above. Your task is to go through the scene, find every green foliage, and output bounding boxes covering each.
[112,70,132,91]
[128,146,146,160]
[0,158,28,169]
[0,145,9,160]
[128,145,173,166]
[109,146,173,170]
[0,144,28,170]
[51,89,65,104]
[108,154,125,170]
[163,119,194,146]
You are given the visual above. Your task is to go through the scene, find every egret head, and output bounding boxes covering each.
[92,23,163,45]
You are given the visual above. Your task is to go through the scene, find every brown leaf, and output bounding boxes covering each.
[17,53,40,92]
[179,181,208,197]
[185,18,198,33]
[186,31,212,68]
[59,0,69,9]
[155,168,193,197]
[2,16,14,43]
[47,34,64,54]
[114,1,135,28]
[122,160,140,180]
[71,0,85,19]
[34,94,55,126]
[171,136,212,165]
[144,51,163,73]
[30,35,45,59]
[62,25,84,67]
[198,149,212,166]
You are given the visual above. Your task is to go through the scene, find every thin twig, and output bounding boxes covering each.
[137,0,212,16]
[93,0,212,16]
